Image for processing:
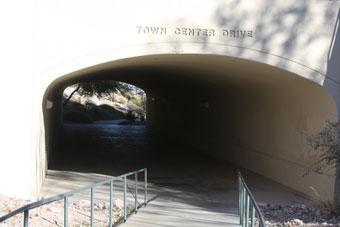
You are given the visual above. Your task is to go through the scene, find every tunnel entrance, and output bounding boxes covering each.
[62,81,147,125]
[42,54,337,212]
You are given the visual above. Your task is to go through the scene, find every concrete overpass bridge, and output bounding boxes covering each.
[1,0,340,208]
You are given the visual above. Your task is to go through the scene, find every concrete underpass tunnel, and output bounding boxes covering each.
[43,54,338,201]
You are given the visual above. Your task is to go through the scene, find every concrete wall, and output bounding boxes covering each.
[0,1,35,199]
[143,55,338,200]
[0,0,339,200]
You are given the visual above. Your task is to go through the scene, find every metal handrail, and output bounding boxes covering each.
[0,168,148,227]
[238,170,266,227]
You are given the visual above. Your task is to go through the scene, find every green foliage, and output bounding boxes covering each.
[131,96,147,108]
[305,120,340,210]
[78,80,130,97]
[306,120,340,175]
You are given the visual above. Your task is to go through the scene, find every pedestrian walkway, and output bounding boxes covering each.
[41,122,309,226]
[40,169,241,227]
[123,199,240,227]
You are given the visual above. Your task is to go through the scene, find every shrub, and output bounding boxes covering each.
[125,110,136,122]
[117,95,128,105]
[131,97,146,108]
[305,120,340,209]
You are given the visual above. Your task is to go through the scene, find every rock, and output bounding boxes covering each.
[103,202,110,209]
[292,219,303,226]
[29,209,39,217]
[79,200,91,208]
[0,194,130,226]
[114,199,124,209]
[49,207,60,213]
[316,209,321,216]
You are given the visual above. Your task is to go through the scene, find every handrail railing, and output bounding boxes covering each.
[238,170,266,227]
[0,168,147,227]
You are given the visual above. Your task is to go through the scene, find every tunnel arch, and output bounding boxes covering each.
[41,53,338,201]
[39,42,328,91]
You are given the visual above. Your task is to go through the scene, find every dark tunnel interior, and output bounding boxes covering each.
[42,54,337,204]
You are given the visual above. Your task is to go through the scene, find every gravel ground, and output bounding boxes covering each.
[0,194,134,227]
[4,195,340,227]
[259,203,340,227]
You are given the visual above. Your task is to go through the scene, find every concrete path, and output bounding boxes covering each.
[40,168,241,226]
[123,198,240,227]
[41,122,310,226]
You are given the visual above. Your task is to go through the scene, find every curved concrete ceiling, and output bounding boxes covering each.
[58,54,324,94]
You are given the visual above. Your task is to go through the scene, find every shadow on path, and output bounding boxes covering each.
[42,122,309,226]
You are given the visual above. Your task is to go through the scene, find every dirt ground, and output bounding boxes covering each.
[0,194,134,227]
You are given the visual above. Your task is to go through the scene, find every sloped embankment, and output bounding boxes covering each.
[63,86,145,124]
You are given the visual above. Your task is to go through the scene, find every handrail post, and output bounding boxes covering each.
[124,176,127,222]
[238,176,241,217]
[240,183,244,226]
[0,168,149,226]
[239,175,242,225]
[64,196,68,227]
[251,205,255,227]
[144,168,147,206]
[109,180,113,227]
[246,194,249,227]
[91,187,94,227]
[135,172,138,214]
[242,187,246,227]
[23,210,29,227]
[238,170,267,227]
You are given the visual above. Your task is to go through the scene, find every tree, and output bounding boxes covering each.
[306,120,340,209]
[63,80,131,106]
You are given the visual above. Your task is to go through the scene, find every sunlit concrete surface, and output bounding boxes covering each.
[41,170,241,227]
[40,122,308,226]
